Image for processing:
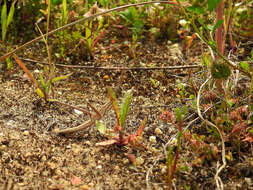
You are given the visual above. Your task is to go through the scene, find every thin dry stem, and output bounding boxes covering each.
[19,57,201,70]
[197,76,226,190]
[54,101,111,134]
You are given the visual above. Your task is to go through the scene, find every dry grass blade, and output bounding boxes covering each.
[13,54,43,92]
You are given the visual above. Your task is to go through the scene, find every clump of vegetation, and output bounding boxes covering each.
[0,0,253,189]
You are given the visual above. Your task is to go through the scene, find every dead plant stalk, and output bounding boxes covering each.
[197,76,226,190]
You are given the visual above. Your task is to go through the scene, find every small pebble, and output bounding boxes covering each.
[96,165,102,169]
[74,109,83,115]
[123,158,129,165]
[154,128,163,135]
[245,177,252,185]
[135,157,144,166]
[66,145,71,149]
[41,155,47,162]
[161,165,167,174]
[149,136,157,144]
[81,185,89,190]
[88,182,94,187]
[114,165,120,172]
[104,154,110,161]
[23,131,29,136]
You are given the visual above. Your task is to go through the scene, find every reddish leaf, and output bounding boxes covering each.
[96,139,118,146]
[243,135,253,143]
[126,153,136,164]
[136,117,147,137]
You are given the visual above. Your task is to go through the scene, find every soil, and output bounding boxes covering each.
[0,35,253,190]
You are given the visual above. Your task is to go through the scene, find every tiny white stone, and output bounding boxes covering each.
[34,69,40,73]
[23,131,29,136]
[74,109,83,115]
[96,165,102,169]
[66,145,71,149]
[149,136,157,144]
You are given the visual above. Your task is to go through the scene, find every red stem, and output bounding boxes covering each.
[216,0,224,56]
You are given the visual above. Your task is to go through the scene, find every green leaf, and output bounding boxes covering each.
[208,0,222,12]
[39,74,46,89]
[1,1,7,40]
[150,77,159,87]
[212,19,223,33]
[120,89,132,127]
[198,18,210,31]
[249,128,253,135]
[240,61,249,72]
[187,6,205,14]
[62,0,67,24]
[7,1,15,27]
[107,87,120,125]
[36,88,45,98]
[51,73,72,83]
[96,120,107,134]
[6,57,13,69]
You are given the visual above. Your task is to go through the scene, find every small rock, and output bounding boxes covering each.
[123,158,129,165]
[41,155,47,162]
[42,170,50,177]
[135,157,144,166]
[104,154,110,161]
[0,145,7,151]
[81,185,89,190]
[149,136,157,144]
[245,177,252,186]
[114,165,120,172]
[96,165,102,169]
[23,131,29,136]
[154,128,163,135]
[161,165,167,174]
[84,141,91,146]
[74,109,83,115]
[66,145,71,149]
[88,182,94,187]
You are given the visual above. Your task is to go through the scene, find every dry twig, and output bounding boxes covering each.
[19,57,201,70]
[54,101,111,134]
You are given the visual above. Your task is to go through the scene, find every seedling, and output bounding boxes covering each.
[96,87,147,149]
[161,106,187,190]
[83,3,106,57]
[14,55,71,101]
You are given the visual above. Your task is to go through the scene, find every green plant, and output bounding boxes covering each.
[96,87,147,149]
[13,0,71,101]
[119,6,144,36]
[176,0,250,77]
[83,3,105,57]
[1,0,15,41]
[160,106,187,189]
[14,55,71,101]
